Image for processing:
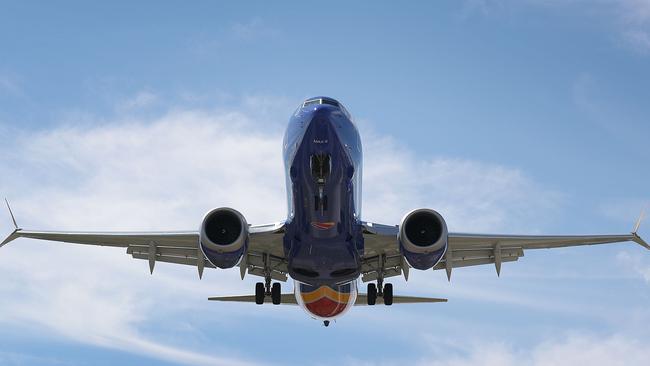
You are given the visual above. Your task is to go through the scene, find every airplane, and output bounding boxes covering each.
[1,96,648,327]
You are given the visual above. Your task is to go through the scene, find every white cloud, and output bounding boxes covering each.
[188,18,282,56]
[0,100,563,364]
[0,73,24,98]
[619,0,650,24]
[117,90,159,111]
[230,18,282,41]
[622,29,650,52]
[460,0,507,18]
[461,0,650,53]
[616,0,650,52]
[343,333,650,366]
[0,109,288,365]
[363,132,560,232]
[413,333,650,366]
[617,250,650,282]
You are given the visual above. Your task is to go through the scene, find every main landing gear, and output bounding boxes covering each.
[367,254,393,306]
[255,275,282,305]
[366,280,393,306]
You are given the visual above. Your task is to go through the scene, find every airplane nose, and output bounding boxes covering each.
[307,103,337,119]
[304,108,336,149]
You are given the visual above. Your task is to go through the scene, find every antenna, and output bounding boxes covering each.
[4,198,18,230]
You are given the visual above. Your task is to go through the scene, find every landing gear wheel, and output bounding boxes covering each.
[367,283,377,305]
[271,282,281,305]
[255,282,265,305]
[383,283,393,306]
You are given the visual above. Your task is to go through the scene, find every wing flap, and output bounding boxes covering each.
[448,247,524,260]
[127,245,199,258]
[131,253,215,269]
[448,233,639,250]
[434,255,519,270]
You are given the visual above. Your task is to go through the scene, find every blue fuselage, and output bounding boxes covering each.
[282,98,364,286]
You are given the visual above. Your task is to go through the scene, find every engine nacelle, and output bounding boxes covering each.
[399,208,448,270]
[200,207,248,269]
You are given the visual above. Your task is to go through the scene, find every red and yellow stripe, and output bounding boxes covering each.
[300,285,351,318]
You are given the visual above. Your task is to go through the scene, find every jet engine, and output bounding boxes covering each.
[199,207,248,269]
[399,208,448,270]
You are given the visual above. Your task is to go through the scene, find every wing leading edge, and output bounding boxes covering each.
[362,220,649,282]
[1,221,286,280]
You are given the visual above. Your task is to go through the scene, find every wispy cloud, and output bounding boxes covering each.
[188,18,282,56]
[116,90,159,112]
[230,18,282,41]
[363,132,561,232]
[460,0,650,54]
[617,250,650,283]
[344,333,650,366]
[0,72,24,98]
[622,29,650,52]
[421,333,650,366]
[616,0,650,52]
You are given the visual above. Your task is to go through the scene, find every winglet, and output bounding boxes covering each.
[632,208,649,250]
[632,232,650,250]
[4,198,18,230]
[1,229,20,247]
[633,208,646,235]
[1,199,21,247]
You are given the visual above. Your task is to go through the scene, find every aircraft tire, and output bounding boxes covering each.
[367,283,377,305]
[383,283,393,306]
[272,282,281,305]
[255,282,265,304]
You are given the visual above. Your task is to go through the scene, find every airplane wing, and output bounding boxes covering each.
[361,221,650,282]
[208,293,447,305]
[1,219,287,280]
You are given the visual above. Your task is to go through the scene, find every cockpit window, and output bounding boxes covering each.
[303,99,321,107]
[321,98,339,107]
[302,97,340,108]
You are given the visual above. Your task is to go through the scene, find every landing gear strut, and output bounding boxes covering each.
[254,280,282,305]
[366,254,393,306]
[255,254,282,305]
[366,282,393,306]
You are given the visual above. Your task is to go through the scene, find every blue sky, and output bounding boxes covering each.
[1,1,650,365]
